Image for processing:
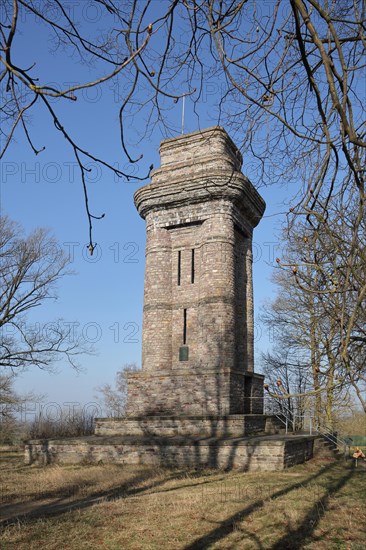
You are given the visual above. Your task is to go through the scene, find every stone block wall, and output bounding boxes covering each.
[125,369,243,416]
[142,226,172,372]
[283,439,314,467]
[94,415,267,437]
[25,435,316,471]
[142,207,239,374]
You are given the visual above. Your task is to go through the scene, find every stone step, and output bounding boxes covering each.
[313,436,343,459]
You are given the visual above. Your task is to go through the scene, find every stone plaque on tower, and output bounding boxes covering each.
[125,126,266,417]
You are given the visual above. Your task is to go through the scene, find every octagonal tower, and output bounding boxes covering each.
[126,127,266,417]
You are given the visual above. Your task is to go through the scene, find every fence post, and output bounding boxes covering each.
[309,417,312,435]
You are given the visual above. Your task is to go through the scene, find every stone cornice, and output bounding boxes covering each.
[134,171,265,228]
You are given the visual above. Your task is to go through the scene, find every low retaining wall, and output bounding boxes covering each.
[25,434,316,471]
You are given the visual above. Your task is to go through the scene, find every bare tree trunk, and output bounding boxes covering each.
[309,282,322,426]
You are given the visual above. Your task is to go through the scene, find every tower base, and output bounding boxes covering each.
[125,369,264,416]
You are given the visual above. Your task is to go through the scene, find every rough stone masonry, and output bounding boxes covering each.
[125,126,266,417]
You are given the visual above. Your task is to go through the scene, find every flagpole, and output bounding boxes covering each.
[181,95,185,135]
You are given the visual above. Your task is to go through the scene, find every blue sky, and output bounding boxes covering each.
[1,2,291,416]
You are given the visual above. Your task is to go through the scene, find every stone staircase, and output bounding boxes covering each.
[313,436,344,459]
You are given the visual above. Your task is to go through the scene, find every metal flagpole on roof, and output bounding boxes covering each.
[181,95,185,135]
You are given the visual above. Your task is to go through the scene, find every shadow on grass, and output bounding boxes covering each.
[0,463,226,529]
[270,466,355,549]
[0,467,173,528]
[0,449,29,472]
[184,461,354,550]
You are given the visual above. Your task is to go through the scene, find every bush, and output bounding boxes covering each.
[26,408,95,439]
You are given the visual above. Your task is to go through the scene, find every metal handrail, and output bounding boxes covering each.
[264,395,352,458]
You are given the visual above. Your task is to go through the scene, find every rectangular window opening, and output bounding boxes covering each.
[177,250,181,286]
[183,308,187,344]
[191,249,195,284]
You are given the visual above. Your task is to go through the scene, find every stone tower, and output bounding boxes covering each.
[126,126,266,417]
[27,127,316,471]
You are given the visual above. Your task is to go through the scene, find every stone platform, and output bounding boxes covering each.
[94,414,274,438]
[25,415,320,471]
[25,433,316,471]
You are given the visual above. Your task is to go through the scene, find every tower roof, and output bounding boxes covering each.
[159,126,243,170]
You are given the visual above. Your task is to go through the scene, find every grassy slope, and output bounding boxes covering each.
[0,448,365,549]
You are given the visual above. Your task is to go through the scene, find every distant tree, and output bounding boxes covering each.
[336,401,366,437]
[0,215,89,372]
[281,194,366,416]
[0,373,42,441]
[95,362,140,417]
[262,202,365,423]
[261,348,312,431]
[27,405,95,438]
[0,374,19,441]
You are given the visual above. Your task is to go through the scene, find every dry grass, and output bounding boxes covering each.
[1,447,365,549]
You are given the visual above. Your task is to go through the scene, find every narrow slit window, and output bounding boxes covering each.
[177,250,181,286]
[183,308,187,344]
[191,249,195,283]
